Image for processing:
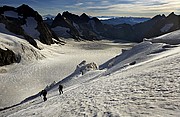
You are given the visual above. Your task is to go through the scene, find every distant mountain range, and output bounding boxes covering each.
[99,17,150,25]
[0,4,180,66]
[43,14,55,20]
[43,15,150,26]
[49,11,180,42]
[1,4,180,43]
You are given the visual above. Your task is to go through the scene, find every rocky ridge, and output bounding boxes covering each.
[51,12,180,42]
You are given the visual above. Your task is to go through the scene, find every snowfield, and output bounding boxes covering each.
[1,30,180,117]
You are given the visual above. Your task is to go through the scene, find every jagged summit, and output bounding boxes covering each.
[51,11,103,40]
[51,13,69,28]
[16,4,42,21]
[80,13,90,23]
[166,12,179,20]
[62,11,80,23]
[151,14,166,20]
[168,12,175,17]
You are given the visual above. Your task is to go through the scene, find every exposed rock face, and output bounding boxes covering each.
[52,13,81,39]
[0,14,39,48]
[80,13,90,23]
[17,4,61,45]
[52,12,102,40]
[0,48,21,66]
[0,4,64,48]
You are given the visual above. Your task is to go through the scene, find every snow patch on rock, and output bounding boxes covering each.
[160,23,174,33]
[89,20,98,33]
[51,26,71,37]
[3,11,19,18]
[22,17,40,39]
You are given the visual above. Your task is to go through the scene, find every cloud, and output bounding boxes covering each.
[75,3,83,6]
[56,0,180,17]
[1,0,180,17]
[87,6,114,11]
[29,0,40,3]
[135,0,168,6]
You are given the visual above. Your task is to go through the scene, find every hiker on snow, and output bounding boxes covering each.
[40,89,47,101]
[59,84,63,95]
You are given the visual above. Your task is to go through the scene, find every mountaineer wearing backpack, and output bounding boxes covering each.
[58,84,63,95]
[40,89,47,101]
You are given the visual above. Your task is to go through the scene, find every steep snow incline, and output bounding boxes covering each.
[145,29,180,44]
[101,29,180,77]
[100,41,170,75]
[0,32,44,62]
[0,32,44,108]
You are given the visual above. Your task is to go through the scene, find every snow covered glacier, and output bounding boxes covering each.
[1,29,180,117]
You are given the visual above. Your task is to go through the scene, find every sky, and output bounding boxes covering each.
[0,0,180,17]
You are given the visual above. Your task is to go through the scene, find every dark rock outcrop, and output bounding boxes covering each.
[0,48,21,66]
[80,13,90,23]
[62,11,80,24]
[52,13,81,39]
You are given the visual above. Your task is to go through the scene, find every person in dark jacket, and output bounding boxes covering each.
[59,85,63,95]
[40,89,47,101]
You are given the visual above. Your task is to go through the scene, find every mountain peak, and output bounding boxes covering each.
[151,14,165,20]
[17,4,34,13]
[62,11,80,23]
[80,13,89,17]
[167,12,176,18]
[62,11,77,17]
[170,12,175,15]
[17,4,42,21]
[57,13,62,17]
[80,13,90,22]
